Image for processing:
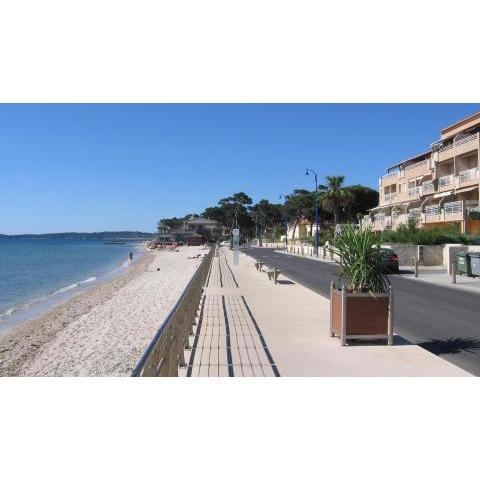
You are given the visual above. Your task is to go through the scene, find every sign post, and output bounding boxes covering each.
[232,228,240,266]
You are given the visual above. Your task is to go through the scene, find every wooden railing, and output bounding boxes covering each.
[131,246,214,377]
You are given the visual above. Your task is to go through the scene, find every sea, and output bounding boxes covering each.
[0,238,144,332]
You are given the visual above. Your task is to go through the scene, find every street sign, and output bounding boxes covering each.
[232,228,240,265]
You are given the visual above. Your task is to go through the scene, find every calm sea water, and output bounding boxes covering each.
[0,239,143,331]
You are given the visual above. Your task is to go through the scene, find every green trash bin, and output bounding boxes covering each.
[455,251,472,276]
[469,252,480,278]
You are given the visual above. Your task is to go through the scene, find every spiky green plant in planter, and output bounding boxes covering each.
[329,224,393,345]
[332,224,389,294]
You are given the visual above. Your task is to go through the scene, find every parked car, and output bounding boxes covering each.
[379,248,399,274]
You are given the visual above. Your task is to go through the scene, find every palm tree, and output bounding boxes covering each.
[321,176,352,226]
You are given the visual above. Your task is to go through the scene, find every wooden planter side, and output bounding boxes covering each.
[330,288,393,346]
[346,296,389,335]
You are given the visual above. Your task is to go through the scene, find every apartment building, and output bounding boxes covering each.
[364,112,480,235]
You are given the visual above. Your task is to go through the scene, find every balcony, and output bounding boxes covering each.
[408,186,420,199]
[457,167,479,187]
[423,200,480,224]
[421,181,434,195]
[438,174,454,192]
[381,170,399,187]
[383,192,397,204]
[443,201,463,217]
[465,200,480,218]
[438,132,479,162]
[392,213,408,228]
[408,209,422,220]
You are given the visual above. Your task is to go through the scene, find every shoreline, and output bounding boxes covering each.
[0,246,205,376]
[0,251,154,376]
[0,242,147,332]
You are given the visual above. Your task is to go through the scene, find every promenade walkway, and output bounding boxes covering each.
[182,247,469,377]
[184,249,279,377]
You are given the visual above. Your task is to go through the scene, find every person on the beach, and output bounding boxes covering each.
[128,251,133,261]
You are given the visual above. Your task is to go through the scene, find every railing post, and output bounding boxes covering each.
[451,261,457,284]
[329,281,335,337]
[341,286,347,346]
[388,286,393,346]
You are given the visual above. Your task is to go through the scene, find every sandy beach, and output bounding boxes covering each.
[0,246,205,376]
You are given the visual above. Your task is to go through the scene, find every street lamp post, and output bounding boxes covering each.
[279,194,288,251]
[305,168,319,257]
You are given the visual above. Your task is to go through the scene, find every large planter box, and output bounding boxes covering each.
[330,286,393,346]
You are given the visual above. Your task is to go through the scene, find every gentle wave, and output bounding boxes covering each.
[0,245,143,325]
[0,275,98,321]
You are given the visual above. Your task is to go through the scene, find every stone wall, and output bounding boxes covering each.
[381,244,418,266]
[422,245,444,266]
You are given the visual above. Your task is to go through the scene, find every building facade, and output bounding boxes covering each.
[364,112,480,235]
[171,217,225,243]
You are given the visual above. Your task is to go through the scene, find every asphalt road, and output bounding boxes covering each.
[244,247,480,376]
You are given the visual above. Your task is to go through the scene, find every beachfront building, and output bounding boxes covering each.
[171,217,225,244]
[285,218,319,240]
[365,112,480,235]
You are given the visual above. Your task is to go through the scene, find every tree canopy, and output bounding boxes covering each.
[157,176,378,240]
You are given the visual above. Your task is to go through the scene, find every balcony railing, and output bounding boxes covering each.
[383,193,397,203]
[465,200,480,214]
[440,142,454,153]
[382,171,399,181]
[421,181,434,195]
[438,174,454,188]
[444,201,462,215]
[439,133,479,159]
[458,167,479,184]
[405,159,428,171]
[408,186,420,198]
[425,205,440,217]
[456,132,478,147]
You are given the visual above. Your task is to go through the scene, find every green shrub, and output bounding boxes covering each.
[382,221,478,245]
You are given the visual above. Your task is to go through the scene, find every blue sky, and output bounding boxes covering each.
[1,104,479,234]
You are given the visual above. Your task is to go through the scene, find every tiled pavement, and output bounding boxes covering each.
[184,250,280,377]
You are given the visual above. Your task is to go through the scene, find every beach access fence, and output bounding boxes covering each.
[131,246,214,377]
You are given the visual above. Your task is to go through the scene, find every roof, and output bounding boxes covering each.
[186,217,222,226]
[441,111,480,138]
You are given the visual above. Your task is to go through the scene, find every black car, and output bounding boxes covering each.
[379,248,400,274]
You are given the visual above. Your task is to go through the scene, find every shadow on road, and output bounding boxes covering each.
[277,280,295,285]
[418,337,480,355]
[397,269,414,275]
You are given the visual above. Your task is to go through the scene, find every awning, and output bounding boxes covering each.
[455,185,479,195]
[434,190,453,199]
